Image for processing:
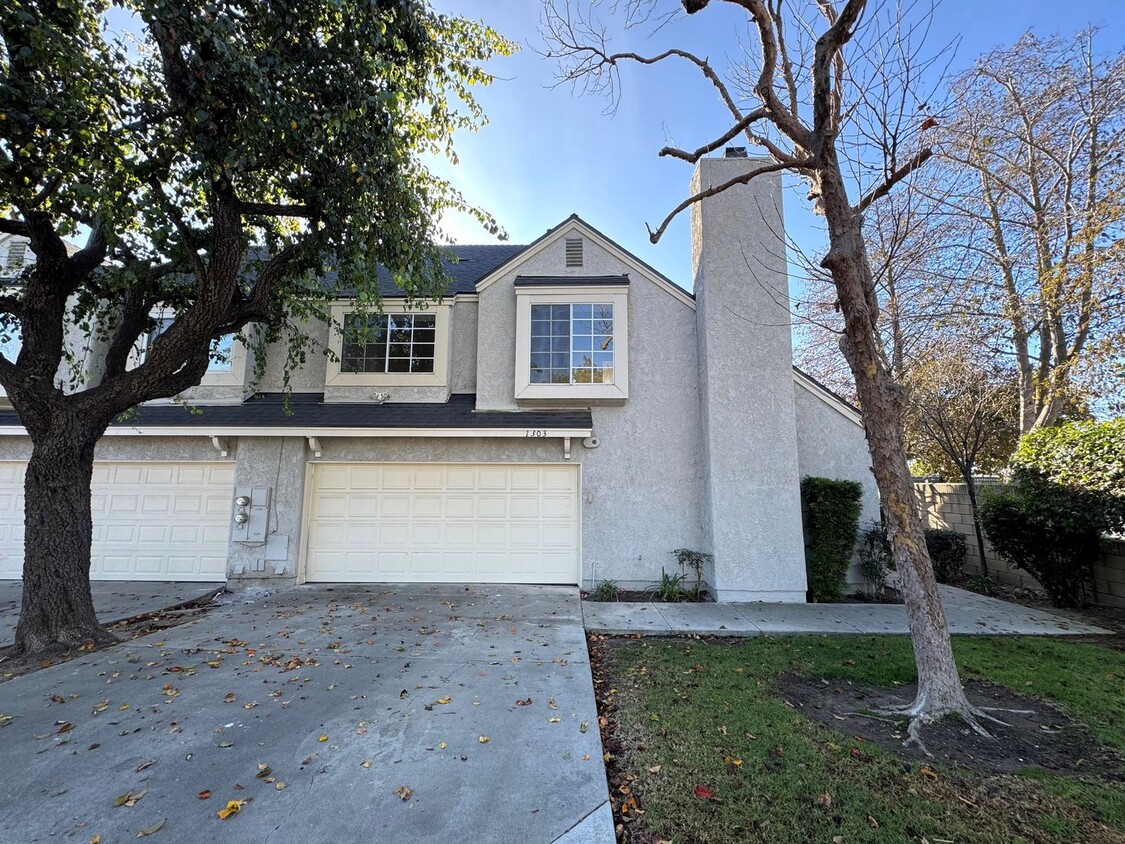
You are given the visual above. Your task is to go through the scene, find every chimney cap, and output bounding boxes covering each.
[724,147,748,158]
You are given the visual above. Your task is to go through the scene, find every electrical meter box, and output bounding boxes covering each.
[231,486,271,543]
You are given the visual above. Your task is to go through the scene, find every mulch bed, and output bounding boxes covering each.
[777,674,1125,778]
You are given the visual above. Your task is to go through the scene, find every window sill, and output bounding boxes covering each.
[515,382,627,402]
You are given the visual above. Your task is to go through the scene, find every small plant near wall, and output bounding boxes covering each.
[924,528,967,584]
[857,521,894,599]
[589,580,620,602]
[800,477,863,602]
[646,568,687,603]
[672,548,712,602]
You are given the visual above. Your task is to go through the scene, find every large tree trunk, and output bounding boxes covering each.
[14,422,117,653]
[818,163,974,728]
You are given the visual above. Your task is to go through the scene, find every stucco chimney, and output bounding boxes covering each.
[691,153,807,602]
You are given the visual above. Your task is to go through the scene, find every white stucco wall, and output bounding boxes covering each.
[691,157,807,602]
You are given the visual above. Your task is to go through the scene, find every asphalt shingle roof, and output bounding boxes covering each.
[323,244,529,298]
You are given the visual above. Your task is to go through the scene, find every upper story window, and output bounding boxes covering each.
[341,312,436,374]
[144,315,236,374]
[514,277,629,402]
[530,303,615,385]
[326,302,450,388]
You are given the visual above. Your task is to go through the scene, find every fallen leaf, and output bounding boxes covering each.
[0,714,13,727]
[478,735,490,744]
[435,696,451,705]
[516,697,532,706]
[816,792,832,808]
[438,741,447,749]
[115,789,147,808]
[920,766,939,780]
[197,790,212,800]
[868,815,880,828]
[724,756,743,767]
[90,837,101,844]
[832,836,844,844]
[318,735,327,743]
[255,764,272,779]
[135,760,156,773]
[547,698,558,710]
[548,717,561,724]
[223,693,236,703]
[217,740,233,748]
[361,760,372,768]
[56,721,73,734]
[693,784,715,800]
[648,765,662,774]
[217,800,246,820]
[393,785,413,801]
[579,721,589,733]
[136,818,165,837]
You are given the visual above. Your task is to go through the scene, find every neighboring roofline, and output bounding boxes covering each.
[475,214,697,310]
[792,366,863,427]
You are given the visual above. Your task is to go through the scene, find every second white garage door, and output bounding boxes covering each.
[303,463,580,584]
[0,461,234,581]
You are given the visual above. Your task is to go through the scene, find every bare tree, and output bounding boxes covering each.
[932,31,1125,433]
[906,356,1020,572]
[543,0,1006,745]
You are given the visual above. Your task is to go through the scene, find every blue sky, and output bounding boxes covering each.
[429,0,1124,289]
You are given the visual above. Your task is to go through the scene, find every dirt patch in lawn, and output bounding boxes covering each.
[778,674,1125,778]
[0,592,221,682]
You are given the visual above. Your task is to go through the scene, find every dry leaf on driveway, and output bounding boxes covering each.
[217,800,246,820]
[136,818,165,837]
[393,785,413,801]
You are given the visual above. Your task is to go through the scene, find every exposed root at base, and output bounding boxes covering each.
[862,700,1039,757]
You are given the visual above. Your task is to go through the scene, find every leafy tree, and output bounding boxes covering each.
[905,355,1020,572]
[0,0,512,654]
[543,0,998,746]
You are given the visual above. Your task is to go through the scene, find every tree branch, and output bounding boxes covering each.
[856,148,933,214]
[646,159,804,243]
[0,219,31,237]
[238,201,314,218]
[659,108,773,162]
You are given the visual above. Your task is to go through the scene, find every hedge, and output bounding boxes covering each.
[800,477,863,602]
[924,528,966,584]
[1014,419,1125,498]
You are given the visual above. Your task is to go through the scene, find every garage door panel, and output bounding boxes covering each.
[305,463,579,584]
[0,461,232,581]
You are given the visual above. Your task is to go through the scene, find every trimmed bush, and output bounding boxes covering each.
[857,521,894,598]
[924,528,966,583]
[978,470,1121,607]
[800,477,863,602]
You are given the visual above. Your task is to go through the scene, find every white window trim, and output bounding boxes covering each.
[326,302,450,388]
[515,284,629,401]
[131,307,249,387]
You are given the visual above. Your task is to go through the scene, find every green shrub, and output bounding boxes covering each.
[978,470,1122,607]
[646,568,686,603]
[589,580,620,602]
[1014,419,1125,498]
[800,477,863,602]
[924,528,967,583]
[672,548,712,602]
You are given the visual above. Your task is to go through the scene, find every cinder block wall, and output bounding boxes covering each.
[915,482,1125,608]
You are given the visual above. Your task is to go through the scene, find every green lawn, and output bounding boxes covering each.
[602,635,1125,844]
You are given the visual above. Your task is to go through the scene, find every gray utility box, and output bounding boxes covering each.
[231,486,271,543]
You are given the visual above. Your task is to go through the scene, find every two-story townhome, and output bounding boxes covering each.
[0,152,878,601]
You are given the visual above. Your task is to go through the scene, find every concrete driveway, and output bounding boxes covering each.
[0,580,225,645]
[0,584,612,843]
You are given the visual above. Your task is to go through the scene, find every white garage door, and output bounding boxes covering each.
[304,462,580,584]
[0,461,234,581]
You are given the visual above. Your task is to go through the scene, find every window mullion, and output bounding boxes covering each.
[568,304,575,385]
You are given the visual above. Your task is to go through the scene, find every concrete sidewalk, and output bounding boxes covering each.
[582,584,1111,636]
[0,580,225,645]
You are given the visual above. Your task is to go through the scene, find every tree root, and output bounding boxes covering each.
[849,700,1038,757]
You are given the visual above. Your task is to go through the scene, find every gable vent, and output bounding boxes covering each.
[565,237,583,268]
